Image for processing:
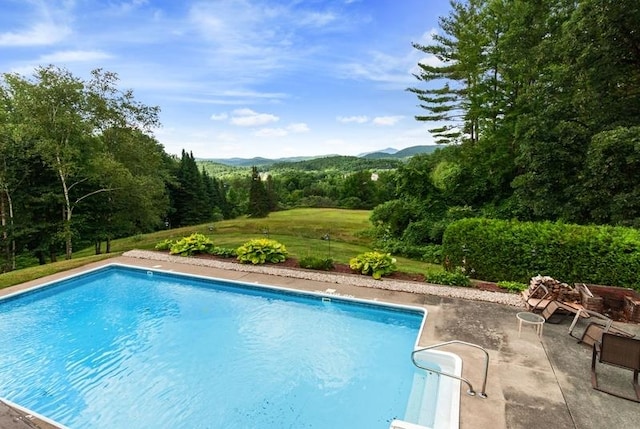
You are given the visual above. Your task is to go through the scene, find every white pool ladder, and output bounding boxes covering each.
[411,340,489,398]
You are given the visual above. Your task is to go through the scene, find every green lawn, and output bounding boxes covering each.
[1,208,441,290]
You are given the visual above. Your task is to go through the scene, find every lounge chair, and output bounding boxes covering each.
[521,283,551,311]
[579,321,635,347]
[591,332,640,402]
[568,308,635,346]
[541,300,584,324]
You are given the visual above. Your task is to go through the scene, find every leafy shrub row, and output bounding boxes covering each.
[442,218,640,290]
[156,235,471,285]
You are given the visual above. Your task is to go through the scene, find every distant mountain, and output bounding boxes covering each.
[199,145,444,166]
[358,147,398,157]
[201,156,316,167]
[361,145,445,159]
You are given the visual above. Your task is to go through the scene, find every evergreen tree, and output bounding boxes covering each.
[408,0,489,144]
[248,166,269,218]
[171,150,209,227]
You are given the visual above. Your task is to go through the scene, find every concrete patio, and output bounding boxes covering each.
[1,255,638,429]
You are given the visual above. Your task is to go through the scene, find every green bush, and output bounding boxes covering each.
[421,244,443,264]
[211,246,237,258]
[169,233,214,256]
[236,238,288,265]
[154,239,174,251]
[442,218,640,290]
[298,256,335,271]
[349,251,397,280]
[376,238,442,264]
[497,281,528,293]
[424,268,471,287]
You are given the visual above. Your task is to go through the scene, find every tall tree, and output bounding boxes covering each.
[408,0,489,144]
[170,150,209,227]
[0,85,24,270]
[3,65,161,259]
[248,166,269,218]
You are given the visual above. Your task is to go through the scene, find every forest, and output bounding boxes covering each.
[375,0,640,240]
[1,0,638,273]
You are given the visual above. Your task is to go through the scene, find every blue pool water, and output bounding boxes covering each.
[0,265,425,429]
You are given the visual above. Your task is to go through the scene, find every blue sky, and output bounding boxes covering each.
[0,0,451,159]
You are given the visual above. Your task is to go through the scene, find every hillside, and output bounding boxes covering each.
[362,145,444,159]
[198,144,444,167]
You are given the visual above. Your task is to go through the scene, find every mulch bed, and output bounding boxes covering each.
[195,254,504,293]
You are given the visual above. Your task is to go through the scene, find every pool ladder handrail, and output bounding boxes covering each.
[411,340,489,399]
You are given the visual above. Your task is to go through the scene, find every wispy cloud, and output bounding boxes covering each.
[254,122,309,138]
[39,50,113,63]
[0,0,73,47]
[337,115,369,124]
[287,123,310,133]
[337,29,442,89]
[108,0,150,15]
[186,0,353,84]
[0,22,71,47]
[373,115,404,126]
[230,108,279,126]
[210,113,229,121]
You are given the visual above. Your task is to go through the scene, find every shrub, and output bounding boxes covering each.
[169,233,215,256]
[424,268,471,287]
[349,251,397,280]
[370,199,420,237]
[155,239,174,251]
[497,281,528,293]
[376,238,442,264]
[299,256,335,271]
[211,246,237,258]
[421,244,443,264]
[442,218,640,290]
[236,238,288,265]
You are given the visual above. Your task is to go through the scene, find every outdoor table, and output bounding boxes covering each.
[516,311,545,338]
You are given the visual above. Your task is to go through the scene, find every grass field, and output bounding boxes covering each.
[1,208,441,290]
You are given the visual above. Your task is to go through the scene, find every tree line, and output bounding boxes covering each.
[0,66,399,271]
[371,0,639,254]
[0,66,233,270]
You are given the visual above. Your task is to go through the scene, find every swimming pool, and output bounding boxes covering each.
[0,264,460,428]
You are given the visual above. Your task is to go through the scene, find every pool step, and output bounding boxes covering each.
[402,368,439,427]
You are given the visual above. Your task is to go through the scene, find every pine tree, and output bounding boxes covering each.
[248,166,269,218]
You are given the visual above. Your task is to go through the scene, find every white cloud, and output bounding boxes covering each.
[219,90,288,101]
[373,116,404,126]
[338,28,443,88]
[210,113,228,121]
[39,50,113,63]
[0,22,71,46]
[254,122,309,138]
[287,123,310,133]
[299,11,337,27]
[230,108,279,126]
[337,115,369,124]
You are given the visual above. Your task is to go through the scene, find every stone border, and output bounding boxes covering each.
[123,250,525,307]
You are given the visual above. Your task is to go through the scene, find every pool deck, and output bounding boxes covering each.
[2,255,639,429]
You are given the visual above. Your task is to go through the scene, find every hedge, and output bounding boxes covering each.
[442,218,640,290]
